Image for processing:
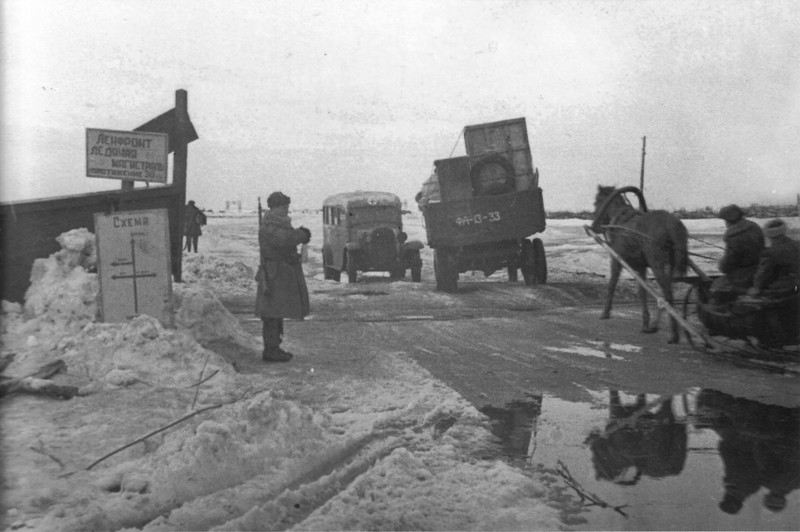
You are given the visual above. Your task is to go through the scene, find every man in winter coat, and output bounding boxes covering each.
[747,218,799,299]
[709,204,764,304]
[255,191,311,362]
[184,200,206,253]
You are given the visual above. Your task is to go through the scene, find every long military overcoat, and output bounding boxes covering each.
[254,210,310,320]
[718,218,764,288]
[184,204,205,237]
[752,235,800,297]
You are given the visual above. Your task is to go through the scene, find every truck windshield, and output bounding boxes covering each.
[348,206,400,226]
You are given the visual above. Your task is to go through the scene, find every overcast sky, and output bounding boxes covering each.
[2,0,798,212]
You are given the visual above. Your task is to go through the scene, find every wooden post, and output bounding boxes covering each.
[639,136,646,193]
[172,89,189,282]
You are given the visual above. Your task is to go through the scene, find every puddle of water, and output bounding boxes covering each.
[482,389,800,530]
[586,340,642,353]
[341,290,389,297]
[546,346,625,361]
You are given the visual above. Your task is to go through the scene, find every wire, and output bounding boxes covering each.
[448,128,464,159]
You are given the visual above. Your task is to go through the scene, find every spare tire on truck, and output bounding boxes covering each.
[470,154,516,196]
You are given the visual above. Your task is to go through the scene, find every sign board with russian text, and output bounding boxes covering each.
[95,208,173,326]
[86,128,169,183]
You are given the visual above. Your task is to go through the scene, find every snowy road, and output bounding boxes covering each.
[4,213,797,530]
[221,278,800,414]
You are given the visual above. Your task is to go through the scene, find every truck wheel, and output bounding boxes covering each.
[520,239,535,286]
[410,251,422,282]
[507,266,518,283]
[532,238,547,284]
[434,248,457,292]
[323,253,341,281]
[346,251,358,283]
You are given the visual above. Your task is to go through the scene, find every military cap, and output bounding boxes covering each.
[718,204,743,223]
[267,191,291,208]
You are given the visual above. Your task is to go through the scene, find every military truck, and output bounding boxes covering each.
[322,191,424,283]
[421,117,547,292]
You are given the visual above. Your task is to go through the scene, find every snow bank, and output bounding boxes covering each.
[0,229,260,386]
[36,392,331,532]
[294,445,564,531]
[173,284,260,353]
[181,254,256,295]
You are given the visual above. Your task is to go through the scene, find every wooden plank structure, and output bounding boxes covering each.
[464,117,538,192]
[0,90,198,303]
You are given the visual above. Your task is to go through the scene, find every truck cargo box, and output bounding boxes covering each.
[423,187,545,248]
[464,117,536,192]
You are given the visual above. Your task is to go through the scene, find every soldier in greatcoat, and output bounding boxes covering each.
[709,204,764,304]
[183,200,207,253]
[255,192,310,362]
[747,218,799,299]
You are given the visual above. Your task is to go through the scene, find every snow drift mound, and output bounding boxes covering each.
[36,391,331,532]
[59,314,239,400]
[0,228,259,384]
[181,254,256,295]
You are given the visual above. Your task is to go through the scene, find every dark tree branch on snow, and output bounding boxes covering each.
[556,460,629,518]
[85,386,253,471]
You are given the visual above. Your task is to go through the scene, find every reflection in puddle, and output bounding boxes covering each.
[481,390,800,530]
[586,391,687,486]
[480,398,541,457]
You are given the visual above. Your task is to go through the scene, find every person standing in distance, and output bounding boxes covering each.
[184,200,207,253]
[255,192,311,362]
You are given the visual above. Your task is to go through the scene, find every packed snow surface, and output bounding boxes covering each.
[3,212,796,530]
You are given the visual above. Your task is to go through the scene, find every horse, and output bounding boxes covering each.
[592,185,689,343]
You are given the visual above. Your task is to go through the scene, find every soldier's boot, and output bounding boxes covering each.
[263,347,292,362]
[262,319,292,363]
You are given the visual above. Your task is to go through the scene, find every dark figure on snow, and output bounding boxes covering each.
[709,204,764,305]
[747,218,799,299]
[184,200,207,253]
[255,192,311,362]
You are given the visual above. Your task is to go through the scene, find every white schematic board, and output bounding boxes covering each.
[95,209,173,326]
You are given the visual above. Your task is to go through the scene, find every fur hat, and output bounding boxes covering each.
[718,204,743,223]
[763,218,787,238]
[267,191,291,208]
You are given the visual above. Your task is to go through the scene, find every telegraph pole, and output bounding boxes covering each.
[639,136,646,193]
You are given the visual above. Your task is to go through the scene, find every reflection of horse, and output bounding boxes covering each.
[592,186,689,343]
[586,391,688,485]
[696,389,800,514]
